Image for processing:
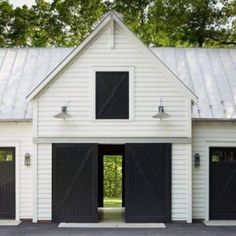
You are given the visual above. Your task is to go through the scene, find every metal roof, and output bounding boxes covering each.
[0,48,72,120]
[151,48,236,119]
[0,47,236,120]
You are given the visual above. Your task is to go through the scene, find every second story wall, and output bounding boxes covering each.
[35,22,192,138]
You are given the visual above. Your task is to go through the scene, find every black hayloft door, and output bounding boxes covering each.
[0,147,15,219]
[125,143,171,223]
[210,147,236,220]
[52,144,98,223]
[96,71,129,119]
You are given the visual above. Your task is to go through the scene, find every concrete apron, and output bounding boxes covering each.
[58,208,166,228]
[0,220,21,226]
[204,221,236,226]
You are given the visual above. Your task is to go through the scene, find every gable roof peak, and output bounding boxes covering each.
[26,9,197,102]
[109,10,124,20]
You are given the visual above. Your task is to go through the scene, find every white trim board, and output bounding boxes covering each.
[90,65,134,121]
[58,223,166,229]
[33,137,192,144]
[205,142,236,221]
[0,142,20,221]
[204,221,236,226]
[0,220,21,226]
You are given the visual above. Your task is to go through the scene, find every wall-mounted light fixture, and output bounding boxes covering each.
[54,106,72,119]
[24,153,31,166]
[194,153,200,167]
[152,98,170,119]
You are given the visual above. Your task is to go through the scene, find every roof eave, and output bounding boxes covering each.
[192,118,236,122]
[0,118,32,122]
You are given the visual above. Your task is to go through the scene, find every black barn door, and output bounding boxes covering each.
[210,147,236,220]
[52,144,98,223]
[0,148,15,219]
[125,143,171,223]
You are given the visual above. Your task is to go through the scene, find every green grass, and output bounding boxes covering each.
[104,198,122,208]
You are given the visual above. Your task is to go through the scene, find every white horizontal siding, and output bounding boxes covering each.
[0,122,33,219]
[37,22,190,138]
[172,144,189,221]
[37,144,52,220]
[36,143,190,222]
[192,122,236,220]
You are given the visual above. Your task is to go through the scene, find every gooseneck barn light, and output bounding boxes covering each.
[152,98,170,119]
[54,106,72,119]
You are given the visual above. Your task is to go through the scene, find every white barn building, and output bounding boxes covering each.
[0,11,236,223]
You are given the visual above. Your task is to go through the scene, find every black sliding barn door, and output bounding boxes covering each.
[52,144,98,223]
[210,147,236,220]
[0,148,15,219]
[125,143,171,223]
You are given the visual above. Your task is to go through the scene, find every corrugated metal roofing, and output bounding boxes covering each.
[0,48,72,120]
[0,47,235,120]
[152,48,236,119]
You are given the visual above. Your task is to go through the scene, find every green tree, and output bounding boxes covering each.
[29,0,63,47]
[8,5,35,46]
[0,0,236,48]
[104,156,122,199]
[148,0,235,47]
[109,0,154,44]
[0,0,14,47]
[50,0,106,46]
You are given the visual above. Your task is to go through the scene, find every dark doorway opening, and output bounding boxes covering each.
[98,145,125,207]
[98,145,125,222]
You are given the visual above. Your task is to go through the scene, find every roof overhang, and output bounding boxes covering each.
[0,119,32,122]
[192,118,236,122]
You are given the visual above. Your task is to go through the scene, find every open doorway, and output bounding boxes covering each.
[98,145,125,222]
[104,155,122,207]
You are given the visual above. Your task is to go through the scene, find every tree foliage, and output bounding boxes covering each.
[104,156,122,199]
[0,0,236,47]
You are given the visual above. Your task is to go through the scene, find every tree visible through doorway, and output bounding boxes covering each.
[104,155,122,208]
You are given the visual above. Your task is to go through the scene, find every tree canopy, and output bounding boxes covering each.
[0,0,236,47]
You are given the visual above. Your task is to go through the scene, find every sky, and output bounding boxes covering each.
[9,0,52,7]
[9,0,36,6]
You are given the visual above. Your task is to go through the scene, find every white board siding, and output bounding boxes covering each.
[172,144,190,221]
[36,23,191,138]
[0,122,33,219]
[36,143,190,221]
[192,122,236,220]
[37,144,52,220]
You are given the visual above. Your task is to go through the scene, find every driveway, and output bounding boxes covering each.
[0,223,236,236]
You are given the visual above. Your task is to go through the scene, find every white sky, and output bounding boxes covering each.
[9,0,52,7]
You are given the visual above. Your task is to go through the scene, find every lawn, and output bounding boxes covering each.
[104,198,122,208]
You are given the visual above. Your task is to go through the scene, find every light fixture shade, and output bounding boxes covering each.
[54,106,72,119]
[152,105,170,119]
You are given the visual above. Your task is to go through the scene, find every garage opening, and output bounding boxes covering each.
[98,145,125,223]
[52,143,171,223]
